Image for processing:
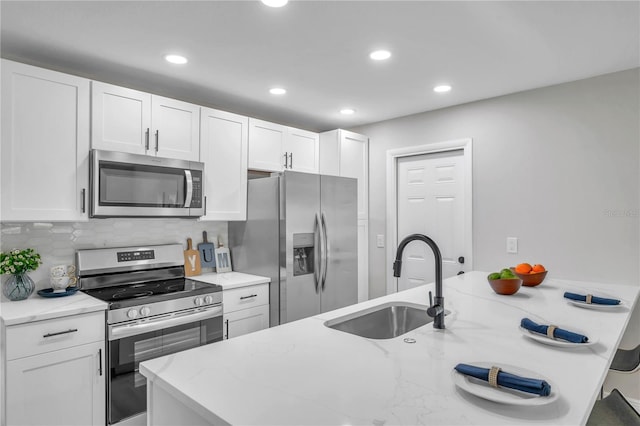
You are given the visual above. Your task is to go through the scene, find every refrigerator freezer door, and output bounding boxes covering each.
[228,176,280,326]
[320,175,358,312]
[282,172,322,323]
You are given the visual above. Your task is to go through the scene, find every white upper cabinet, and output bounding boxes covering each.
[1,59,90,221]
[248,118,287,172]
[284,127,319,174]
[248,118,319,173]
[320,129,369,220]
[200,108,248,221]
[91,81,200,161]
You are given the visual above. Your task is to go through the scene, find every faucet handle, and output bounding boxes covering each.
[429,290,433,307]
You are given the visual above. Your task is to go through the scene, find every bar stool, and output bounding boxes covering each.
[610,344,640,373]
[587,389,640,425]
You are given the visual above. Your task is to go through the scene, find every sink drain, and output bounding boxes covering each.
[403,338,416,344]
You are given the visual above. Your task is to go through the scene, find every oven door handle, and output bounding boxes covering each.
[108,305,223,341]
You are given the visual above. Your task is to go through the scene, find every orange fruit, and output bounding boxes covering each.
[515,263,532,274]
[532,264,546,273]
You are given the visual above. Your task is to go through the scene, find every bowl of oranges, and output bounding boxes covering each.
[511,263,547,287]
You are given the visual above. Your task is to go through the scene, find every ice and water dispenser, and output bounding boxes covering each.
[293,233,315,276]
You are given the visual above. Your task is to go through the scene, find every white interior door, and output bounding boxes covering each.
[396,149,466,291]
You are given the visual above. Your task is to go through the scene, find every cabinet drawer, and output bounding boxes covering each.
[6,311,105,360]
[223,283,269,313]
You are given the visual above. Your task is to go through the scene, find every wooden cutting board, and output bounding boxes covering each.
[184,238,202,277]
[198,231,216,268]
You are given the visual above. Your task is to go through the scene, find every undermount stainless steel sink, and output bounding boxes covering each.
[325,302,447,339]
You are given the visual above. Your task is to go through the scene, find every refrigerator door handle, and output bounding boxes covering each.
[320,212,328,290]
[313,213,322,293]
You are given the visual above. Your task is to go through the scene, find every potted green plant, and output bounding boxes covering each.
[1,248,42,301]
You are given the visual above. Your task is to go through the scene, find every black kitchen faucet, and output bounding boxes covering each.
[393,234,445,329]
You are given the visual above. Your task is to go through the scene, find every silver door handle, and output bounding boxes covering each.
[184,170,193,208]
[81,188,86,213]
[320,212,328,290]
[155,130,159,152]
[283,152,288,169]
[288,152,293,169]
[145,128,150,150]
[313,213,321,293]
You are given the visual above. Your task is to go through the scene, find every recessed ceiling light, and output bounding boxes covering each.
[434,85,452,93]
[164,54,188,65]
[369,50,391,61]
[340,108,355,115]
[269,87,287,95]
[261,0,288,7]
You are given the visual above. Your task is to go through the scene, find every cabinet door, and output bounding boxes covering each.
[285,127,319,173]
[1,60,90,221]
[152,96,200,161]
[200,108,248,221]
[223,304,270,339]
[91,81,151,155]
[339,130,369,221]
[6,341,105,426]
[248,118,286,172]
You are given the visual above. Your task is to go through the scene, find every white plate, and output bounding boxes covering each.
[566,299,624,310]
[519,326,598,347]
[452,362,559,406]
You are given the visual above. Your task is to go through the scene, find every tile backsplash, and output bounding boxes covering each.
[0,219,227,292]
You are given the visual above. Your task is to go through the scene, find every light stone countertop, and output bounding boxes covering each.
[140,271,639,425]
[0,290,107,326]
[189,271,270,290]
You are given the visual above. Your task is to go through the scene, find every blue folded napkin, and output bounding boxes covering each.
[454,363,551,396]
[563,292,620,305]
[520,318,588,343]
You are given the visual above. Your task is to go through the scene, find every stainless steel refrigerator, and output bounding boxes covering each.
[229,171,358,326]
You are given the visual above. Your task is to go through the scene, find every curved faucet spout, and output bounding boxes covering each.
[393,233,445,329]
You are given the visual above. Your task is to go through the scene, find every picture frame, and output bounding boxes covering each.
[214,247,232,273]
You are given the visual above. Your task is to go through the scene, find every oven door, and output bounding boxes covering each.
[107,305,222,425]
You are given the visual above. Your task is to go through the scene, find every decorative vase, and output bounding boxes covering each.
[2,273,35,301]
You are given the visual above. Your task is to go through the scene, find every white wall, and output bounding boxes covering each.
[353,68,640,399]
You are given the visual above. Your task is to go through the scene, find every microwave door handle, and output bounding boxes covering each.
[184,170,193,208]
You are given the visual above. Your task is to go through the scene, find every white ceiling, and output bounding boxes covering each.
[1,1,638,132]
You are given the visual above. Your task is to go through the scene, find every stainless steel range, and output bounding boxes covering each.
[76,244,223,426]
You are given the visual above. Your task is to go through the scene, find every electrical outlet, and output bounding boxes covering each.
[506,237,518,254]
[376,234,385,248]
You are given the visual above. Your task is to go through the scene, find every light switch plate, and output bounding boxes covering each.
[506,237,518,254]
[376,234,385,248]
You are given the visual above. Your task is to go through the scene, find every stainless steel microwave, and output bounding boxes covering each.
[90,149,204,218]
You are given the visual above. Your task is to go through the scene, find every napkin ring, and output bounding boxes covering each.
[488,366,501,388]
[547,325,557,339]
[586,294,593,304]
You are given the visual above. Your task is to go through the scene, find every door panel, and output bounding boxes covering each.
[320,175,358,312]
[397,150,465,292]
[282,172,321,322]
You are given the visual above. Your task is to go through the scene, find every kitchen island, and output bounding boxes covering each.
[140,271,639,425]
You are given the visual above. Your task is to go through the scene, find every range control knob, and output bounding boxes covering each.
[204,295,214,305]
[194,297,204,307]
[126,309,138,319]
[140,306,151,316]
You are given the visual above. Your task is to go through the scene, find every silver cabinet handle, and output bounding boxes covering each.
[155,130,159,152]
[43,328,78,338]
[225,319,229,339]
[288,152,293,169]
[283,152,288,169]
[81,188,86,213]
[145,128,150,150]
[98,348,103,376]
[239,294,258,300]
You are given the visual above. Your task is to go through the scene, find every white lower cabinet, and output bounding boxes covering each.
[222,283,269,339]
[3,311,106,426]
